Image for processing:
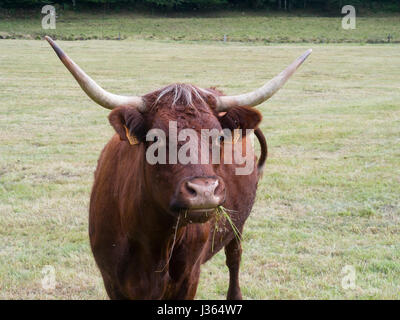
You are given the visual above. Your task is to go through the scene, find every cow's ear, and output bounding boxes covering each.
[108,106,147,144]
[218,106,262,130]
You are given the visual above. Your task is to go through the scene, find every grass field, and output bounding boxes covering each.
[0,39,399,299]
[0,11,399,43]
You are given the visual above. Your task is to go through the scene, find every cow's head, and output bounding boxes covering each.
[45,36,311,224]
[107,84,265,223]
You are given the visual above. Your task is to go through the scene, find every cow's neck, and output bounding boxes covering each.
[128,202,185,271]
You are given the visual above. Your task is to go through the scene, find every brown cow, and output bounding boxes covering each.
[45,36,311,300]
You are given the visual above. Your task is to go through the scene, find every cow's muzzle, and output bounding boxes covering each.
[170,176,226,223]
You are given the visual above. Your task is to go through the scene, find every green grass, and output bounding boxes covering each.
[0,39,399,299]
[0,11,399,43]
[212,206,242,252]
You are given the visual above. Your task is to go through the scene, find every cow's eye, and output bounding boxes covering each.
[215,134,224,147]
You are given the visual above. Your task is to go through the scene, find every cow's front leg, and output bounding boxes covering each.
[164,262,202,300]
[224,238,243,300]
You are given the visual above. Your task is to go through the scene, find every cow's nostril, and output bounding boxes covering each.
[180,178,224,210]
[185,183,197,196]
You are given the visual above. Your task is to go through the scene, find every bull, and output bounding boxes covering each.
[45,36,311,300]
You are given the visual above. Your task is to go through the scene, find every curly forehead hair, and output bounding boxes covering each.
[143,83,220,112]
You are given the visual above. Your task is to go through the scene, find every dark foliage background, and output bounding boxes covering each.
[0,0,399,11]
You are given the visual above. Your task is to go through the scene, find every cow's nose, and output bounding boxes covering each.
[181,177,225,209]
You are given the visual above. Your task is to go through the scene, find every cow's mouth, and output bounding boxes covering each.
[181,208,216,223]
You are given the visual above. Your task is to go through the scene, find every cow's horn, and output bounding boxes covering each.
[215,49,312,111]
[45,36,145,111]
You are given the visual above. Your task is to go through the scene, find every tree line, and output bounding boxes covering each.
[1,0,399,11]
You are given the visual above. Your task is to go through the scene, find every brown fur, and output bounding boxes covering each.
[89,84,267,299]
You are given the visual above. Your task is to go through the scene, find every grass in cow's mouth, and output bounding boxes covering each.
[212,206,241,252]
